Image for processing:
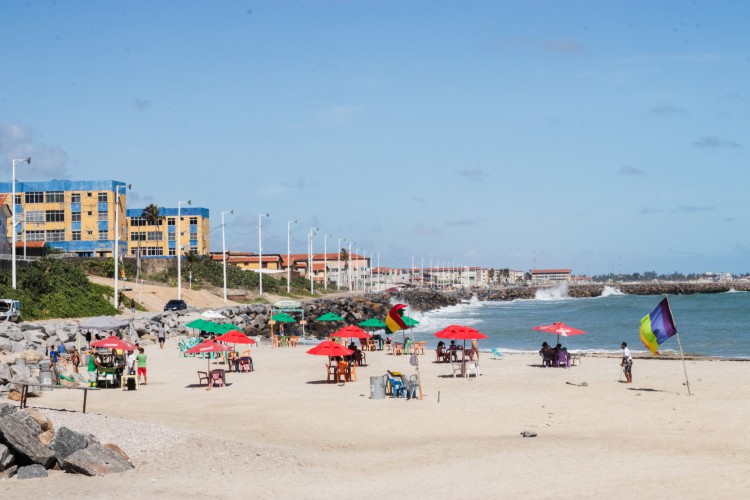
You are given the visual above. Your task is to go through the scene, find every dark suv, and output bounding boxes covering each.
[164,299,188,311]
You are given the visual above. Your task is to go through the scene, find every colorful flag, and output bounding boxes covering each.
[640,297,677,354]
[385,304,408,334]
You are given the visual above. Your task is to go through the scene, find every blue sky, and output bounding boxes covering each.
[1,1,748,275]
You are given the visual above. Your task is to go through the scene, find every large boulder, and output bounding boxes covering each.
[0,414,56,468]
[49,427,87,466]
[9,363,31,380]
[20,409,53,433]
[16,463,48,479]
[62,443,133,476]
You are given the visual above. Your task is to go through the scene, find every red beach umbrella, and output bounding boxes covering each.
[330,325,372,341]
[214,330,256,346]
[306,340,354,357]
[533,322,587,344]
[434,325,488,341]
[185,340,232,372]
[90,335,136,351]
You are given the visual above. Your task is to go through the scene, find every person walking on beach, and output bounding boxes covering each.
[136,347,148,385]
[158,325,165,349]
[621,342,633,383]
[130,298,136,314]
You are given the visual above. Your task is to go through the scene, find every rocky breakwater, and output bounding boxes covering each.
[0,403,132,479]
[394,288,462,312]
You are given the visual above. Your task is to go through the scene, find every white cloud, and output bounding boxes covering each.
[0,123,70,179]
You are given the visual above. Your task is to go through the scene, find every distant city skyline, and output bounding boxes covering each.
[1,1,747,275]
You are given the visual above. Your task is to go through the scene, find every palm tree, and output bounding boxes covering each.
[340,248,349,269]
[141,203,162,226]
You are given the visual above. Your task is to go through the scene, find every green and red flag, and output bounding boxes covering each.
[385,304,408,334]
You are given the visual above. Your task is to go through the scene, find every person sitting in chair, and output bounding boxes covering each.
[539,342,555,367]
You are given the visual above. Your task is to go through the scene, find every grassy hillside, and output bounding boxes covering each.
[0,258,117,321]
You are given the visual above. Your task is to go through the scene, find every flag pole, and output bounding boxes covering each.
[665,296,691,396]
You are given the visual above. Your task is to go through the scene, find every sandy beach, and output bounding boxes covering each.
[2,340,749,499]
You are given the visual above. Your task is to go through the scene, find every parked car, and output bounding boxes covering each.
[0,299,21,322]
[164,299,188,311]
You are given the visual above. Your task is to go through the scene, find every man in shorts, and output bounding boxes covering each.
[136,347,148,385]
[621,342,633,383]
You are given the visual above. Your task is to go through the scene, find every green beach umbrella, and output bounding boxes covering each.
[402,316,420,327]
[185,319,213,330]
[358,318,387,328]
[316,312,344,322]
[271,312,297,323]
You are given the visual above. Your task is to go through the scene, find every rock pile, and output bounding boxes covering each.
[0,403,133,479]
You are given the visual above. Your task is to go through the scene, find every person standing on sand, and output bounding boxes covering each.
[136,347,148,385]
[87,352,99,387]
[158,325,165,349]
[621,342,633,383]
[130,298,136,314]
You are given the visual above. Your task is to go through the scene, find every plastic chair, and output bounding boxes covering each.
[393,343,403,356]
[450,357,464,378]
[326,363,337,383]
[555,350,570,368]
[336,361,349,383]
[491,348,504,360]
[464,359,480,378]
[239,357,253,372]
[209,370,225,388]
[387,375,406,398]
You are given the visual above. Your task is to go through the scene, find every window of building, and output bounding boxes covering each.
[25,192,44,204]
[97,192,108,203]
[86,230,93,236]
[189,217,198,225]
[147,231,162,241]
[46,230,65,242]
[25,230,45,242]
[168,248,175,256]
[45,191,64,203]
[46,210,65,223]
[71,193,81,203]
[190,246,198,253]
[190,231,198,240]
[130,232,146,241]
[71,230,81,241]
[26,211,44,224]
[98,211,108,222]
[87,211,93,217]
[143,247,164,256]
[167,217,175,226]
[168,232,175,241]
[130,216,146,227]
[71,211,81,222]
[14,195,21,205]
[98,230,108,240]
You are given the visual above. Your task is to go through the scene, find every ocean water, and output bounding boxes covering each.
[404,285,750,359]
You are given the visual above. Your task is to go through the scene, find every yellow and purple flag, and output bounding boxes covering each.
[640,297,677,354]
[385,304,408,334]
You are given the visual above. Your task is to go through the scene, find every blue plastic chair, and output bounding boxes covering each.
[387,376,406,398]
[491,348,504,360]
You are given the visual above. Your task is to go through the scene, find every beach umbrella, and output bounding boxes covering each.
[402,316,420,327]
[330,325,371,345]
[214,329,256,346]
[185,340,232,372]
[201,309,226,320]
[185,319,214,331]
[306,340,354,357]
[271,313,296,323]
[435,325,488,355]
[358,318,387,329]
[533,321,587,345]
[90,335,136,351]
[316,312,344,322]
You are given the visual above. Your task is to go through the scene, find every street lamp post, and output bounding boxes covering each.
[348,241,355,291]
[287,219,297,293]
[11,157,30,289]
[177,200,191,300]
[221,210,233,302]
[336,238,345,291]
[308,227,318,293]
[258,213,269,296]
[114,183,131,309]
[323,234,332,289]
